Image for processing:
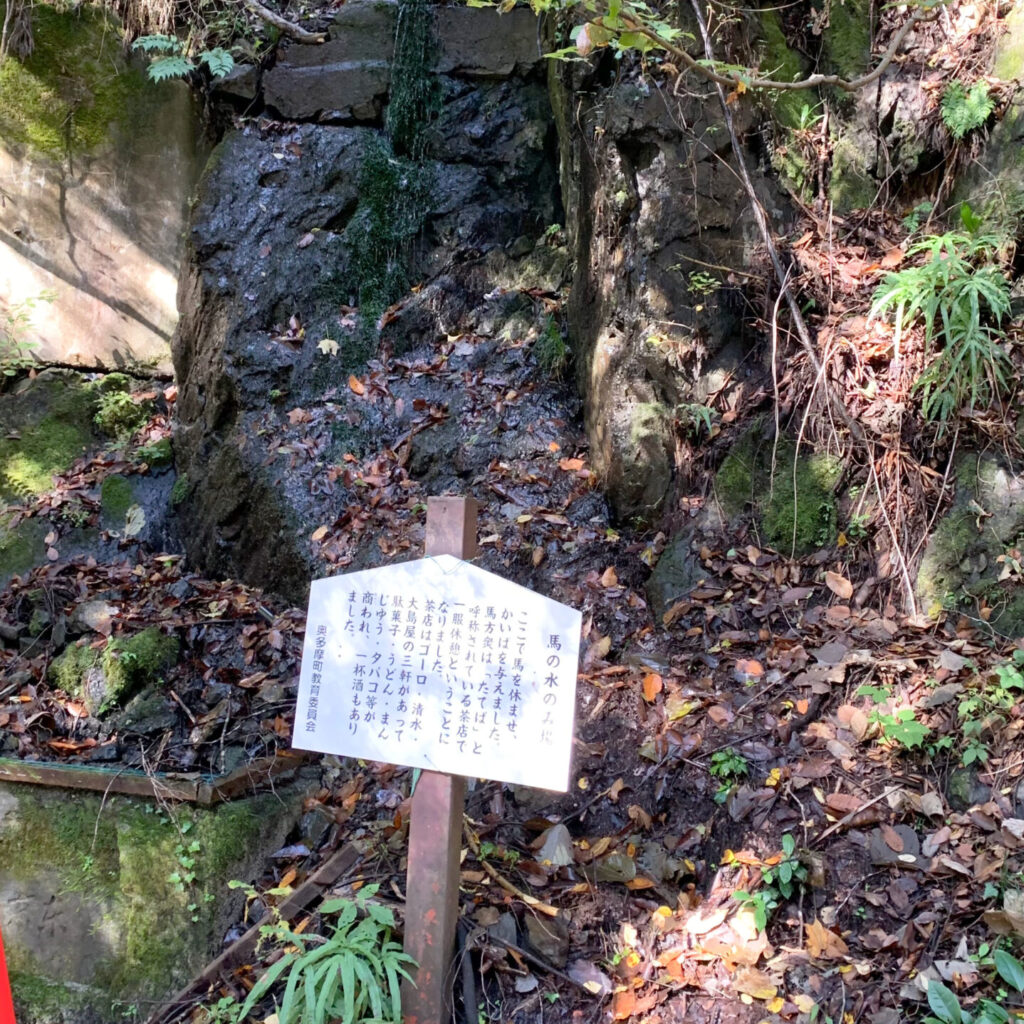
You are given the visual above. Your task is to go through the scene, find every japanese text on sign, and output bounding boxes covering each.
[293,555,582,791]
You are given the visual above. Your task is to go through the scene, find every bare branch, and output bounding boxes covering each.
[241,0,327,44]
[683,0,868,447]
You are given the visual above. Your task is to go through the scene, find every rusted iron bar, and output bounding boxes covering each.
[0,750,305,805]
[402,497,478,1024]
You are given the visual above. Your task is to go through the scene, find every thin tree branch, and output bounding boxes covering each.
[241,0,326,44]
[621,2,938,94]
[685,0,865,446]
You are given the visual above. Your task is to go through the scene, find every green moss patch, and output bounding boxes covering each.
[1,785,300,1018]
[762,450,841,553]
[48,641,99,696]
[829,131,877,213]
[49,626,178,713]
[0,517,47,581]
[0,374,98,500]
[170,472,190,505]
[0,3,152,162]
[100,474,135,526]
[715,430,841,554]
[824,0,871,81]
[103,627,178,704]
[757,11,817,130]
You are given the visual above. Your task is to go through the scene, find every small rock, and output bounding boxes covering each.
[487,912,518,947]
[81,666,110,717]
[270,843,311,860]
[524,913,570,967]
[110,690,175,735]
[946,766,990,811]
[567,959,613,997]
[869,825,925,869]
[593,851,636,883]
[70,600,118,636]
[644,533,704,623]
[167,580,194,602]
[86,743,121,763]
[0,622,21,646]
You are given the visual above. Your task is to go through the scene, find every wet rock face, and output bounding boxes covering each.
[551,69,792,522]
[263,3,542,121]
[173,8,562,600]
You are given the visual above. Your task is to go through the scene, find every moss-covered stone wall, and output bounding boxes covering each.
[0,2,202,372]
[0,783,306,1023]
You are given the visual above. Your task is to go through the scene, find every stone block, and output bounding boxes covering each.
[264,61,392,121]
[433,6,542,76]
[0,5,202,373]
[0,782,308,1024]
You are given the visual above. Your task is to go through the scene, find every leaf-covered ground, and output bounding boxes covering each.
[3,293,1024,1024]
[5,2,1024,1021]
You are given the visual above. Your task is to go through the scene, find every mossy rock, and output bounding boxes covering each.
[0,784,306,1023]
[715,428,841,555]
[829,129,878,213]
[0,3,154,162]
[48,642,99,696]
[757,11,819,195]
[762,451,841,553]
[917,453,1024,635]
[100,474,135,529]
[824,0,871,81]
[0,374,98,500]
[49,626,178,714]
[610,401,673,524]
[0,516,48,585]
[993,0,1024,82]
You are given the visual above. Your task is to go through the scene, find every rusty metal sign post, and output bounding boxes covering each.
[0,920,14,1024]
[292,495,581,1024]
[401,497,477,1024]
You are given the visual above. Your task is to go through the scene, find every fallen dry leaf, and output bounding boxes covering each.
[642,673,663,702]
[825,571,854,600]
[805,918,850,959]
[732,967,777,1000]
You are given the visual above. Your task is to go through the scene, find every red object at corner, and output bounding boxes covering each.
[0,922,15,1024]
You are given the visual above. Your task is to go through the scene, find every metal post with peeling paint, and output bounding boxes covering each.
[0,920,15,1024]
[402,497,478,1024]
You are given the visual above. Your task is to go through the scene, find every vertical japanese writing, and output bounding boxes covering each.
[297,557,581,791]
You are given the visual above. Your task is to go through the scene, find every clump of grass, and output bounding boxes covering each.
[535,317,569,377]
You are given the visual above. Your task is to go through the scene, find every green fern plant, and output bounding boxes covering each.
[941,80,995,141]
[133,34,234,83]
[869,209,1011,425]
[232,883,415,1024]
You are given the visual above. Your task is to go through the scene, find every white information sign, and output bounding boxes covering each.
[293,555,582,791]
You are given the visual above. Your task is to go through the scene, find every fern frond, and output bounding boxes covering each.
[199,48,235,78]
[132,34,181,53]
[941,80,994,140]
[147,56,194,82]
